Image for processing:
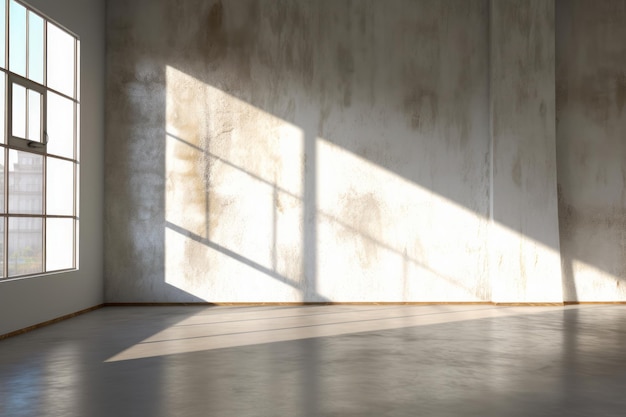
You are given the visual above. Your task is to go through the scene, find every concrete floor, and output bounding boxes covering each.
[1,305,626,417]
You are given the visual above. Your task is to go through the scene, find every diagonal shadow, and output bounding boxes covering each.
[105,0,626,304]
[165,220,321,297]
[167,131,487,300]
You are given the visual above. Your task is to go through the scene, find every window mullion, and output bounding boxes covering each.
[24,80,27,140]
[4,0,7,69]
[24,5,27,78]
[42,154,45,271]
[2,0,6,278]
[3,147,7,278]
[43,20,46,86]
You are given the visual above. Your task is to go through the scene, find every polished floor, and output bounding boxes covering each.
[1,304,626,417]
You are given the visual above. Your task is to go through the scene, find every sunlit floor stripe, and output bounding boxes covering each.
[171,304,441,327]
[106,305,604,362]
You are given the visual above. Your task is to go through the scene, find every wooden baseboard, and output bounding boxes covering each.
[104,302,219,307]
[564,301,626,305]
[104,301,575,307]
[0,304,104,341]
[493,302,564,306]
[104,301,496,307]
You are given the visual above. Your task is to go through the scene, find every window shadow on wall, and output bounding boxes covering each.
[104,0,626,303]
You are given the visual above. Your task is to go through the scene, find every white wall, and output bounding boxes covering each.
[0,0,105,335]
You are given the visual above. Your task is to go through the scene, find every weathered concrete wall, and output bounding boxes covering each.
[106,0,626,303]
[556,0,626,301]
[490,0,563,302]
[105,0,492,302]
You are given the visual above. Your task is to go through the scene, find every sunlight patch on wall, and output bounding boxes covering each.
[569,259,625,301]
[316,138,490,302]
[491,225,563,303]
[162,66,577,304]
[165,66,304,301]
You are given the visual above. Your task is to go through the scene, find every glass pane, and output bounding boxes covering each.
[9,0,26,77]
[75,160,79,217]
[0,219,4,277]
[27,89,41,141]
[76,40,80,101]
[46,91,73,158]
[0,148,5,213]
[75,103,80,160]
[8,216,42,276]
[0,73,5,143]
[11,83,26,139]
[28,12,44,84]
[74,219,78,268]
[0,0,6,69]
[47,23,74,97]
[46,218,73,271]
[46,157,73,215]
[9,150,43,214]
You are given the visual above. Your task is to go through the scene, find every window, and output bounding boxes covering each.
[0,0,79,279]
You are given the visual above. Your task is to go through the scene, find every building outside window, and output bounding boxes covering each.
[0,0,79,279]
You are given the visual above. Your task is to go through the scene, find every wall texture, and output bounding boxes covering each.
[557,0,626,301]
[104,0,626,303]
[106,0,492,302]
[490,0,562,303]
[0,0,105,335]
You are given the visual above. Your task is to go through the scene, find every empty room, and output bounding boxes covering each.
[2,0,626,416]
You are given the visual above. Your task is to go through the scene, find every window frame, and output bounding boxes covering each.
[8,73,47,152]
[0,0,79,280]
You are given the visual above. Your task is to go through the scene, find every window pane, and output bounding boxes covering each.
[28,12,44,84]
[75,103,80,159]
[11,83,26,139]
[27,89,41,141]
[0,148,5,213]
[46,91,74,158]
[9,150,43,214]
[46,157,73,215]
[46,218,73,271]
[76,40,80,101]
[47,23,74,97]
[0,73,5,143]
[9,0,26,77]
[75,159,79,217]
[0,219,4,277]
[8,216,42,276]
[0,0,6,69]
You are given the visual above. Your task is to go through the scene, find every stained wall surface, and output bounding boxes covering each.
[0,0,105,335]
[105,0,492,302]
[556,0,626,301]
[105,0,626,303]
[490,0,563,303]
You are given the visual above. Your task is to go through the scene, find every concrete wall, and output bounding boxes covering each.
[106,0,492,302]
[104,0,626,303]
[0,0,105,334]
[490,0,562,303]
[557,0,626,301]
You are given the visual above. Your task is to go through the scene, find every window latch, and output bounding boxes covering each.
[27,141,45,149]
[27,132,48,149]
